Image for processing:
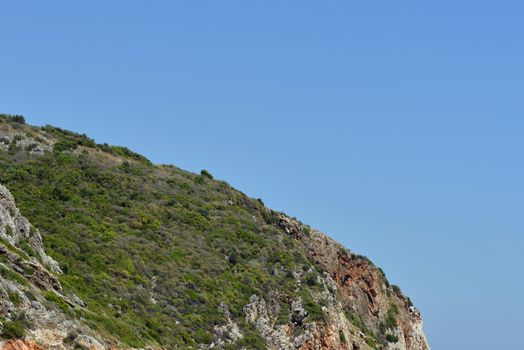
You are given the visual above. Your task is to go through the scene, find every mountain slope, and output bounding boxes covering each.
[0,114,429,350]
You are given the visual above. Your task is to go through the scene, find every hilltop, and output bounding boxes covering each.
[0,114,429,350]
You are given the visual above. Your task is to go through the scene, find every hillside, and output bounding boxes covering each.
[0,114,429,350]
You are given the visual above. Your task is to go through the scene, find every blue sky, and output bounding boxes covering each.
[1,1,523,348]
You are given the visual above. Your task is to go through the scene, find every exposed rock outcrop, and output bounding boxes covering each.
[272,215,430,350]
[0,184,61,274]
[213,302,243,346]
[233,215,430,350]
[0,127,52,156]
[1,339,44,350]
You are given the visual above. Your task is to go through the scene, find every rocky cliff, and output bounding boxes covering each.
[275,217,429,350]
[0,114,430,350]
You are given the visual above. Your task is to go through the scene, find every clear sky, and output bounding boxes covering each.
[1,1,523,348]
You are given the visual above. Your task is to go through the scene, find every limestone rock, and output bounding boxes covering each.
[0,184,61,274]
[0,340,44,350]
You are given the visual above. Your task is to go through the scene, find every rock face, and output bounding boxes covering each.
[269,216,431,350]
[1,339,43,350]
[0,185,61,274]
[0,127,52,156]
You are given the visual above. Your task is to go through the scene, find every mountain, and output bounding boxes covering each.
[0,114,430,350]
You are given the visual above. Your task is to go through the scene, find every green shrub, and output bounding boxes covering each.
[385,304,398,329]
[53,139,79,152]
[345,308,364,330]
[239,329,266,348]
[302,292,325,322]
[8,291,22,306]
[391,284,402,295]
[1,313,29,338]
[386,334,399,343]
[98,143,151,164]
[178,209,211,230]
[276,306,290,325]
[11,116,25,124]
[0,114,25,124]
[25,143,38,152]
[378,267,390,287]
[362,329,381,349]
[0,265,28,286]
[19,241,36,258]
[64,329,79,344]
[44,291,69,311]
[304,272,318,286]
[200,169,213,179]
[7,142,20,154]
[339,330,347,345]
[0,237,29,260]
[407,297,413,307]
[193,329,213,344]
[365,334,380,349]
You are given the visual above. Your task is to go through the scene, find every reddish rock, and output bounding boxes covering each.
[1,340,44,350]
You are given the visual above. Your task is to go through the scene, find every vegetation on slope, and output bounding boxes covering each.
[0,116,328,348]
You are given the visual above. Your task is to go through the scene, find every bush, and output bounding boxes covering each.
[302,293,325,322]
[345,308,363,330]
[44,291,69,311]
[365,332,381,349]
[200,169,213,179]
[8,291,22,306]
[0,265,29,286]
[391,284,402,295]
[193,329,213,344]
[53,139,79,152]
[19,241,36,257]
[0,114,25,124]
[305,272,318,286]
[378,267,390,287]
[385,304,398,329]
[339,331,347,345]
[98,143,151,164]
[1,313,29,338]
[239,329,266,348]
[11,115,25,124]
[386,334,399,343]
